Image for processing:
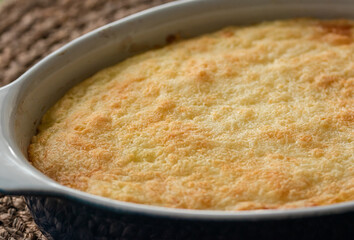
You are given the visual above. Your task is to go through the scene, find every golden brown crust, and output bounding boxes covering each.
[28,19,354,210]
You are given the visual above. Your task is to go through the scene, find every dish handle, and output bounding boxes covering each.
[0,85,56,195]
[0,155,57,195]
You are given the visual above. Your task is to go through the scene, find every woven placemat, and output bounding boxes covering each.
[0,0,174,239]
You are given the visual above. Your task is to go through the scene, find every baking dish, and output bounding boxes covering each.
[0,0,353,239]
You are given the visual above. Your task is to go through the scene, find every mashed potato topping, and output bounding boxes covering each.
[29,19,354,210]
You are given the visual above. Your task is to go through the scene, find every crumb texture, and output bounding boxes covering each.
[29,19,354,210]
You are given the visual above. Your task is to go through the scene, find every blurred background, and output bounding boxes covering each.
[0,0,173,239]
[0,0,173,87]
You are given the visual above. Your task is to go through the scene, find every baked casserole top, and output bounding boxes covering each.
[29,19,354,210]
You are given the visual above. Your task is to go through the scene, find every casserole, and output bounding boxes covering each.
[0,0,353,239]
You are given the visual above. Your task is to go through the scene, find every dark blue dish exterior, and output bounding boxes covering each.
[25,196,354,240]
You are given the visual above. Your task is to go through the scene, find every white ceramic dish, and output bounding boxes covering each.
[0,0,353,239]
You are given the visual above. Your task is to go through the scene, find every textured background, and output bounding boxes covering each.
[0,0,174,239]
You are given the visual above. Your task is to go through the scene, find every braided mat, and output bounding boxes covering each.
[0,0,173,239]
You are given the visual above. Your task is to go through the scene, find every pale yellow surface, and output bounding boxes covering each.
[29,19,354,210]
